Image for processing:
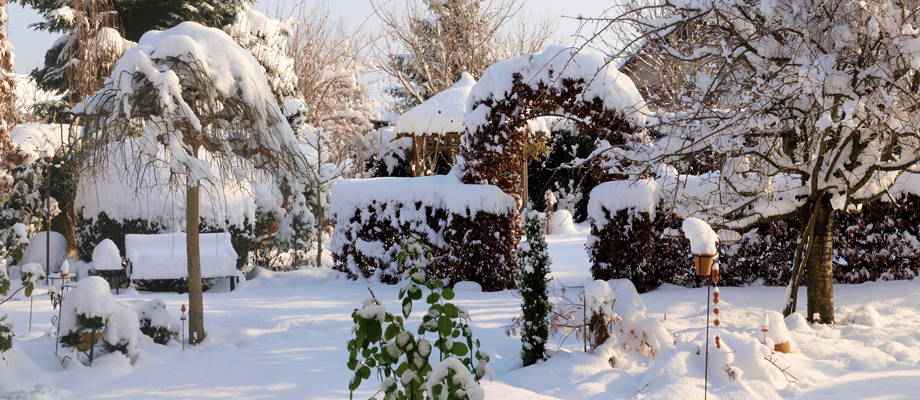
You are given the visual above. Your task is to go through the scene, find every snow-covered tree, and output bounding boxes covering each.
[76,22,307,344]
[21,0,251,94]
[602,0,920,323]
[0,0,15,154]
[374,0,553,109]
[19,0,133,102]
[225,4,297,103]
[518,211,551,366]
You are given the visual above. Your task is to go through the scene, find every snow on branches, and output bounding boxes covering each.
[625,0,920,225]
[76,21,306,181]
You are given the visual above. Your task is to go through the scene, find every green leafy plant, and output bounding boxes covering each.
[346,238,488,400]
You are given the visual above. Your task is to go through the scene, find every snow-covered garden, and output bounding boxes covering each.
[3,0,920,399]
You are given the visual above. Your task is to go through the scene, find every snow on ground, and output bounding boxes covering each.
[3,229,920,399]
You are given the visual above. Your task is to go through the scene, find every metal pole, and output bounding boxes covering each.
[28,296,33,332]
[704,279,711,400]
[583,289,588,353]
[45,195,50,286]
[54,279,65,357]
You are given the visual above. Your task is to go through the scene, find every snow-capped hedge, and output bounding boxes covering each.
[588,176,920,291]
[330,175,519,290]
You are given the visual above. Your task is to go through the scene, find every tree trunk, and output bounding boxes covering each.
[186,173,206,344]
[805,194,835,324]
[315,135,323,269]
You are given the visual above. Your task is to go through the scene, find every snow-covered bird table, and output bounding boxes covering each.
[124,233,240,292]
[88,239,129,292]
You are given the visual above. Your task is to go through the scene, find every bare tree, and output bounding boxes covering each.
[287,3,376,173]
[592,0,920,324]
[373,0,554,109]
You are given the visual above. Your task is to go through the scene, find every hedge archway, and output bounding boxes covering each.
[459,46,648,203]
[456,46,649,261]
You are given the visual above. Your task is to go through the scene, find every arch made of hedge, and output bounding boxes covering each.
[454,46,649,271]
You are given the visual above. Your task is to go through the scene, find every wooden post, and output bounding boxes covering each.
[186,146,206,344]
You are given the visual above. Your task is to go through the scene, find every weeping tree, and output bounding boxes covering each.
[76,22,306,343]
[600,0,920,324]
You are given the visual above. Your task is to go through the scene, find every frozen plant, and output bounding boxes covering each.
[135,299,176,345]
[346,238,488,400]
[59,277,141,361]
[517,211,552,366]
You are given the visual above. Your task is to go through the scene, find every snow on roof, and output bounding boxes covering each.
[588,179,658,229]
[125,233,238,280]
[10,123,69,163]
[330,174,516,221]
[395,73,477,135]
[466,45,649,131]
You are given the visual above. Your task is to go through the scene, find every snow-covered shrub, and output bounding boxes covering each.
[91,238,122,270]
[365,127,412,178]
[0,222,27,268]
[585,280,615,350]
[547,209,578,235]
[59,277,141,360]
[346,242,488,400]
[20,231,67,273]
[517,211,552,366]
[330,175,519,290]
[131,299,176,345]
[587,180,683,292]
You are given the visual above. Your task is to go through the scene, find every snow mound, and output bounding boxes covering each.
[19,231,67,273]
[547,210,578,235]
[609,279,646,321]
[764,311,793,348]
[587,179,658,228]
[682,217,719,255]
[92,239,123,271]
[784,312,811,332]
[453,281,483,292]
[844,305,883,328]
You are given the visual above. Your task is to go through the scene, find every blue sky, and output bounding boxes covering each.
[8,0,611,74]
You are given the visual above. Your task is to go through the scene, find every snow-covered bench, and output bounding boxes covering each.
[125,233,239,292]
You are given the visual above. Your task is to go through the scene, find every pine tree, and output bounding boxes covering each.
[20,0,252,93]
[518,210,551,366]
